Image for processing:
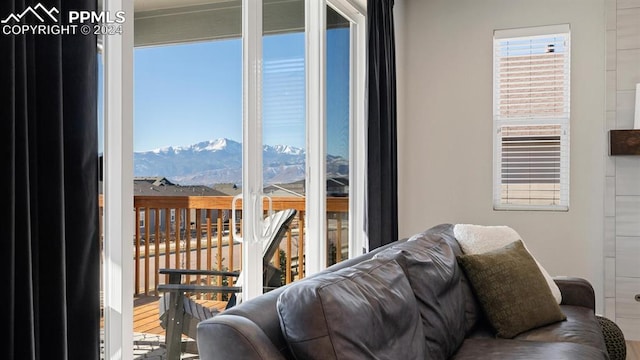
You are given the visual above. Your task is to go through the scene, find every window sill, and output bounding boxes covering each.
[493,205,569,212]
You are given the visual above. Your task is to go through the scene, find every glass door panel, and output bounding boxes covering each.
[326,5,351,266]
[128,2,243,356]
[262,0,306,283]
[133,38,243,290]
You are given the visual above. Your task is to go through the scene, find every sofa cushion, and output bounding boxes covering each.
[453,223,562,304]
[418,224,483,333]
[276,258,425,360]
[374,232,468,359]
[457,240,566,338]
[467,306,607,354]
[515,305,607,351]
[451,338,607,360]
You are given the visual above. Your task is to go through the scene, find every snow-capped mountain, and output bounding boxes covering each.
[134,138,347,186]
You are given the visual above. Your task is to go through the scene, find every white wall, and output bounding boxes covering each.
[396,0,606,312]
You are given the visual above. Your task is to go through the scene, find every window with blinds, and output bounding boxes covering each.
[493,24,570,211]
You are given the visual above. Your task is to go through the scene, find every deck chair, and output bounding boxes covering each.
[157,208,297,359]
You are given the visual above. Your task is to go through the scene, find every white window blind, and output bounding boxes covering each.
[493,25,570,211]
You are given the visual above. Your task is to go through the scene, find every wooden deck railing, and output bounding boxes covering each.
[99,195,349,296]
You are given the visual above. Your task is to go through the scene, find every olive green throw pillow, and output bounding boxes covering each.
[457,240,566,338]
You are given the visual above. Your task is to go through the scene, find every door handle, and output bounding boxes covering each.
[231,194,243,242]
[255,194,273,242]
[232,193,274,244]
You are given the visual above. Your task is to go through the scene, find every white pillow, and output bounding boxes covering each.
[453,224,562,304]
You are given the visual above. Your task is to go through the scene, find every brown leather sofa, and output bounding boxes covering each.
[196,224,608,360]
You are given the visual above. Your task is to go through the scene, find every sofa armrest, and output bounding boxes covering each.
[553,276,595,312]
[197,314,286,360]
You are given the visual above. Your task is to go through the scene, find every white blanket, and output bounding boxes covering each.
[453,224,562,304]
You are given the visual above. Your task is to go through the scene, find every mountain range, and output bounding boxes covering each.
[134,138,348,186]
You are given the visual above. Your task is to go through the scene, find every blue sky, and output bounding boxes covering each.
[117,28,350,157]
[134,39,243,152]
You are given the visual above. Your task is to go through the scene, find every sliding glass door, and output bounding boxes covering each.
[100,0,365,358]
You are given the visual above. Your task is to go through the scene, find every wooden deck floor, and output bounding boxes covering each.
[135,295,228,335]
[101,295,228,336]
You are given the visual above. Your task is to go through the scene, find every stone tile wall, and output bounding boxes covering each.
[605,0,640,341]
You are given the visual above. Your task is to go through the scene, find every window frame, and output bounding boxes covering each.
[492,24,571,212]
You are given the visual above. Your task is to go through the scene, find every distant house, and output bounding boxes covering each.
[263,179,305,197]
[212,183,242,196]
[134,176,226,196]
[327,177,349,197]
[262,177,349,197]
[132,177,229,242]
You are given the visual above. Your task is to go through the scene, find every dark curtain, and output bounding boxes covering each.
[0,0,100,359]
[367,0,398,250]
